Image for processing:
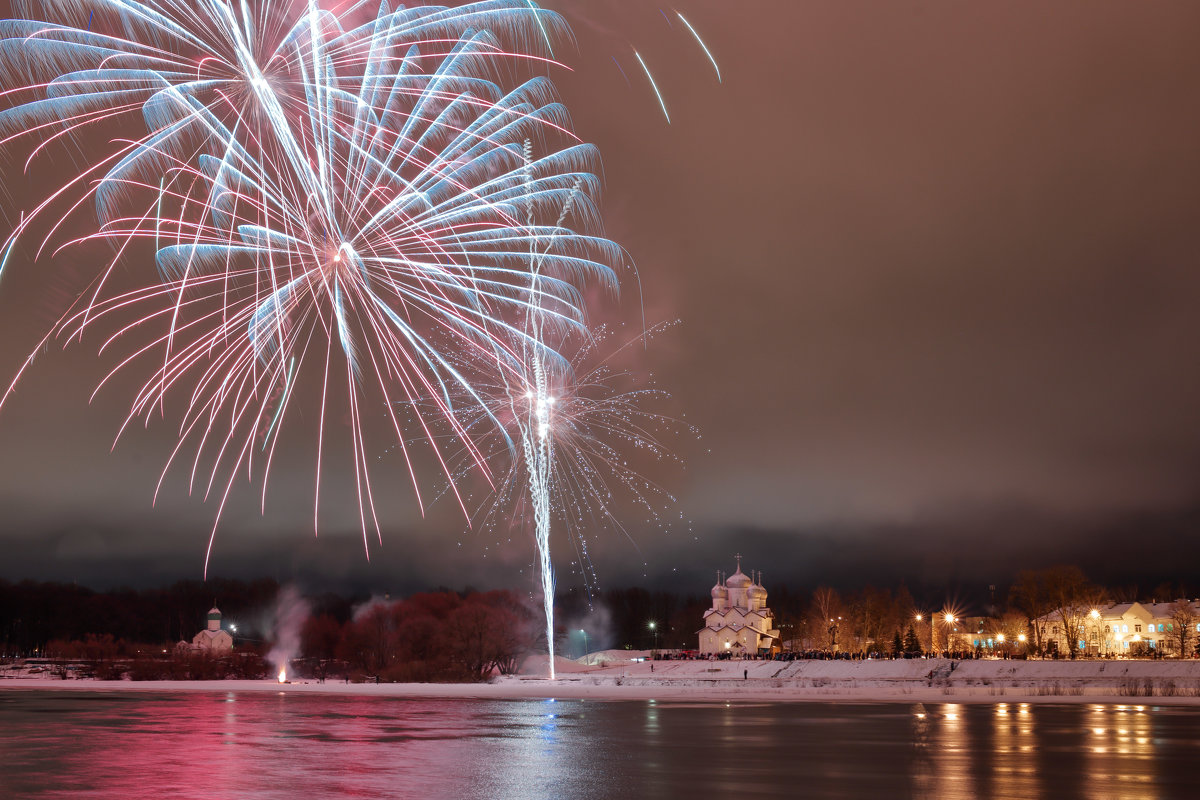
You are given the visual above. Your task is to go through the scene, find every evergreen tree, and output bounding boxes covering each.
[903,624,921,655]
[891,630,903,657]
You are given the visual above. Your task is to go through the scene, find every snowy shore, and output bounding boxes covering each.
[6,653,1200,705]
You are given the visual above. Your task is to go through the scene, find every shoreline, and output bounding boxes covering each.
[6,655,1200,706]
[1,677,1197,706]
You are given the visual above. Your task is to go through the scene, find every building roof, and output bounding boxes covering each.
[1142,600,1200,618]
[697,623,777,639]
[726,568,752,589]
[194,629,230,640]
[1034,600,1200,625]
[703,608,772,624]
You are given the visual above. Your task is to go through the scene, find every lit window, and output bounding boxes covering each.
[1135,625,1142,633]
[1123,625,1129,633]
[1159,624,1165,633]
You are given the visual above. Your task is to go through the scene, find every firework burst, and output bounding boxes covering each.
[1,2,622,575]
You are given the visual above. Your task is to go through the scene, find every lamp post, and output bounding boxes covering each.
[916,614,925,655]
[1089,609,1101,657]
[579,629,589,659]
[649,621,658,656]
[943,613,956,656]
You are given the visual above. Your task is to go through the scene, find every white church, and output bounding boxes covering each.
[184,607,234,654]
[698,557,780,655]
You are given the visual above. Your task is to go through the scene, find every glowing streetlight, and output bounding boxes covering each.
[941,613,956,656]
[649,621,658,654]
[579,629,589,659]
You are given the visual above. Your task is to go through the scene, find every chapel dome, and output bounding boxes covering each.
[711,582,728,599]
[726,569,752,589]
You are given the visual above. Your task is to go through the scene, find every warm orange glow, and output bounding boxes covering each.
[277,666,287,683]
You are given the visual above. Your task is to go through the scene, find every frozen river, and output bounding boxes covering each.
[1,690,1197,798]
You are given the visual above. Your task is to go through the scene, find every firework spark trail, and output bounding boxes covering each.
[632,49,668,124]
[675,11,720,83]
[418,320,692,645]
[0,2,623,580]
[513,135,563,678]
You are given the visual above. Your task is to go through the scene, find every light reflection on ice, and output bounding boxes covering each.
[0,694,1190,799]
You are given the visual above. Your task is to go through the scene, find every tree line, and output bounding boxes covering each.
[3,566,1196,679]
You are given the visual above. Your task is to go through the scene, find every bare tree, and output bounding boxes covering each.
[1011,566,1101,658]
[1045,566,1098,659]
[987,612,1030,655]
[1168,600,1198,658]
[301,614,343,682]
[845,586,891,655]
[809,587,844,652]
[1009,570,1054,655]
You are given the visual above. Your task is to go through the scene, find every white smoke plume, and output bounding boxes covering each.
[266,585,311,679]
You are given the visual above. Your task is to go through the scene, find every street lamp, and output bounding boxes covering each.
[649,621,658,655]
[943,613,956,656]
[1090,609,1101,657]
[579,629,589,659]
[916,614,927,654]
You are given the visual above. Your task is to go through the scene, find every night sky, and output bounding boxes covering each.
[2,1,1199,602]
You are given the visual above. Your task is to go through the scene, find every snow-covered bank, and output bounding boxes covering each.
[498,652,1200,704]
[5,656,1200,705]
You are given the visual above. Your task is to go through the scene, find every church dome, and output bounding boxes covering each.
[711,582,728,599]
[726,568,752,589]
[749,583,767,600]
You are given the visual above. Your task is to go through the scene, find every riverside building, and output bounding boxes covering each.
[698,556,780,655]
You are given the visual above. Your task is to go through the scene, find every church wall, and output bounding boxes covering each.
[699,565,779,653]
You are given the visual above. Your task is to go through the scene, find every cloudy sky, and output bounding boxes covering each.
[1,1,1199,601]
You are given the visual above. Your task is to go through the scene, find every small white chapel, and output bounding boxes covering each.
[698,556,780,655]
[188,607,234,654]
